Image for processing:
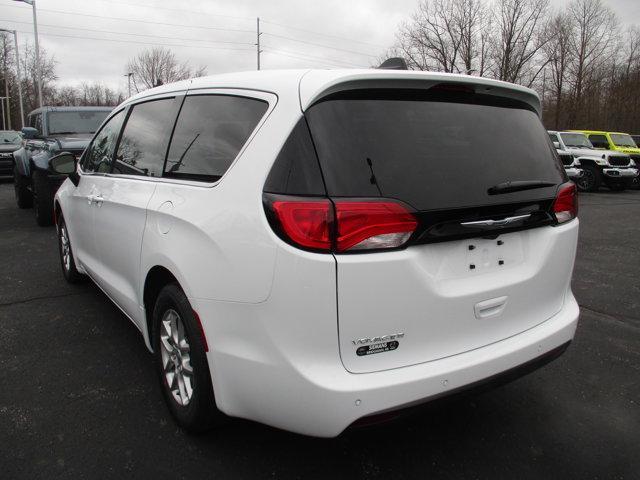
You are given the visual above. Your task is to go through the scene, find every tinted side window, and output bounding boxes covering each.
[263,118,326,195]
[548,133,558,143]
[115,98,176,177]
[164,95,268,181]
[589,134,609,148]
[34,114,43,134]
[83,110,126,173]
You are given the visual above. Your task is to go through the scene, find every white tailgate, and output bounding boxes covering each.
[336,221,578,373]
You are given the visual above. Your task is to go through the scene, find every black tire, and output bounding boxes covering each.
[57,214,85,284]
[153,284,225,432]
[13,165,33,209]
[33,170,54,227]
[576,165,602,192]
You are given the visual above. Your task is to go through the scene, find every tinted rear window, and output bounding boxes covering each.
[305,90,564,211]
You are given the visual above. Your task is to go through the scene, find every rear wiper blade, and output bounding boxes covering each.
[487,180,556,195]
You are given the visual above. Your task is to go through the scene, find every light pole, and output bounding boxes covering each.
[124,72,133,97]
[0,28,25,128]
[14,0,42,108]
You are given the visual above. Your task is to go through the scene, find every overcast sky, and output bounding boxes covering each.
[1,0,639,93]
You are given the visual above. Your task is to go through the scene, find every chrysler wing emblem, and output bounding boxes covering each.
[460,214,531,228]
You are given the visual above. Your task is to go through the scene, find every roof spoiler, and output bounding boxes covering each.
[378,58,408,70]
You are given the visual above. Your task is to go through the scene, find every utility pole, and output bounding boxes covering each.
[14,31,24,128]
[14,0,42,108]
[2,35,11,129]
[256,17,262,71]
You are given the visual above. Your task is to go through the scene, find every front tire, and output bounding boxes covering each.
[57,214,84,283]
[13,166,33,209]
[153,284,225,433]
[33,170,54,226]
[576,165,601,192]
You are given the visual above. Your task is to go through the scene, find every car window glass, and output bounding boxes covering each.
[82,110,126,173]
[548,133,558,143]
[306,90,564,211]
[589,134,609,148]
[164,95,268,182]
[34,114,43,135]
[114,98,176,177]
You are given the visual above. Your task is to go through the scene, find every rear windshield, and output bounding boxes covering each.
[47,110,110,135]
[305,90,564,211]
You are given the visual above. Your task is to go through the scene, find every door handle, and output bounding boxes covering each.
[474,296,508,319]
[87,194,104,207]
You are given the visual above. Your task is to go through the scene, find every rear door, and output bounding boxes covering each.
[304,87,576,373]
[90,96,182,325]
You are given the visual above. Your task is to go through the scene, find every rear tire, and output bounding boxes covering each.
[576,165,601,192]
[33,170,54,227]
[14,166,33,209]
[153,284,225,433]
[57,214,85,284]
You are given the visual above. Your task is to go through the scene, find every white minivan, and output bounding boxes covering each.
[51,70,579,437]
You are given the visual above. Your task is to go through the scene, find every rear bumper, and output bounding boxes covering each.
[197,291,579,437]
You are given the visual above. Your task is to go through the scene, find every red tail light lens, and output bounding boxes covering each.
[271,199,332,251]
[266,196,419,253]
[334,201,418,252]
[553,183,578,224]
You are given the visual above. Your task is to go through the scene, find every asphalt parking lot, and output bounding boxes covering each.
[0,182,638,480]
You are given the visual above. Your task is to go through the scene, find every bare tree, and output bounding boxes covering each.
[126,47,206,93]
[566,0,618,125]
[396,0,488,74]
[19,41,57,112]
[543,12,574,129]
[491,0,551,85]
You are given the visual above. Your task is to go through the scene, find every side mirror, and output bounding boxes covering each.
[553,141,560,149]
[49,152,77,175]
[21,127,40,139]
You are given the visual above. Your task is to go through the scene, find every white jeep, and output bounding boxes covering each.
[548,130,638,192]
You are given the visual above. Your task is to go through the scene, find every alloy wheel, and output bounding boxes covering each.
[59,225,71,272]
[159,309,194,406]
[576,169,594,191]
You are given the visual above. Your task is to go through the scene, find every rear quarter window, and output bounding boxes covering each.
[164,94,268,182]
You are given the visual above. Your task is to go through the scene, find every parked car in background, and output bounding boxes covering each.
[549,130,637,191]
[548,137,584,182]
[0,130,23,179]
[51,70,579,437]
[575,130,640,165]
[12,106,112,226]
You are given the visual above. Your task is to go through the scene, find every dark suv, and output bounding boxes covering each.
[13,106,112,226]
[0,130,23,178]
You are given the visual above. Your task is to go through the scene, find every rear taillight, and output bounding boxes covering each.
[266,196,418,253]
[553,183,578,224]
[334,201,418,252]
[271,199,332,251]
